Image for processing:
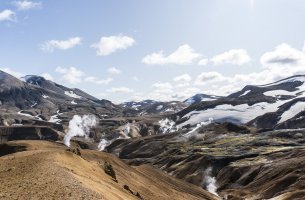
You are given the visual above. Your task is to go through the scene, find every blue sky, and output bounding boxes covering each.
[1,0,305,103]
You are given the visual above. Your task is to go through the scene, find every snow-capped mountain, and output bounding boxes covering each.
[0,71,122,125]
[121,100,158,110]
[184,94,221,105]
[121,100,187,116]
[176,75,305,129]
[21,75,100,101]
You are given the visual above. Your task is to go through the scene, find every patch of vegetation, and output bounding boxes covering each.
[66,147,81,156]
[123,185,144,200]
[103,161,117,182]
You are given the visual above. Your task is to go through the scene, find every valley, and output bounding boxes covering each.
[2,70,305,199]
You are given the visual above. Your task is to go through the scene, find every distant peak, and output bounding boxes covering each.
[258,75,305,88]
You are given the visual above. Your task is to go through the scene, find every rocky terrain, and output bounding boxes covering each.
[175,75,305,130]
[2,71,305,199]
[107,123,305,199]
[0,71,122,126]
[0,140,217,200]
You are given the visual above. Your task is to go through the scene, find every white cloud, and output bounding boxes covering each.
[194,42,305,96]
[0,10,16,22]
[211,49,251,65]
[260,43,305,67]
[96,78,113,85]
[140,86,201,102]
[171,87,201,100]
[41,73,54,81]
[107,67,121,75]
[205,64,305,96]
[173,74,192,82]
[138,43,305,100]
[152,82,173,93]
[13,1,42,11]
[55,66,84,84]
[96,92,109,98]
[107,87,134,93]
[0,67,23,78]
[41,37,82,52]
[142,44,201,65]
[176,82,190,88]
[149,82,175,101]
[91,35,135,56]
[84,76,95,82]
[132,76,139,81]
[198,58,208,66]
[195,71,226,85]
[84,76,113,85]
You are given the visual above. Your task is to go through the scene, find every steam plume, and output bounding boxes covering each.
[203,167,218,196]
[63,115,97,147]
[158,118,177,134]
[98,139,111,151]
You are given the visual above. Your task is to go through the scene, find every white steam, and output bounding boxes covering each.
[98,122,132,151]
[158,118,177,134]
[125,122,130,134]
[63,115,97,147]
[122,122,131,138]
[203,167,218,196]
[98,139,111,151]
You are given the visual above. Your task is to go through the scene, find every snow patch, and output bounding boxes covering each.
[200,98,215,102]
[278,101,305,124]
[156,105,163,110]
[239,90,251,97]
[163,108,174,113]
[48,110,63,123]
[17,110,42,120]
[180,100,291,126]
[65,91,81,99]
[31,102,38,108]
[183,118,213,137]
[264,90,295,97]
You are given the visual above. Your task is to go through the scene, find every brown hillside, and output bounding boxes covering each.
[0,140,218,200]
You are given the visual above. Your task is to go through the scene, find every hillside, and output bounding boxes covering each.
[0,140,218,200]
[175,75,305,129]
[0,71,122,126]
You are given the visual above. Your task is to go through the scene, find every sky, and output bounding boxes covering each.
[1,0,305,103]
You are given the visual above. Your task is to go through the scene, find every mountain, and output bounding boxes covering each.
[121,100,188,116]
[121,100,158,109]
[3,71,305,199]
[175,75,305,129]
[184,94,221,105]
[0,71,122,126]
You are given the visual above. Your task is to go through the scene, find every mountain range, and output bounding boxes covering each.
[2,70,305,199]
